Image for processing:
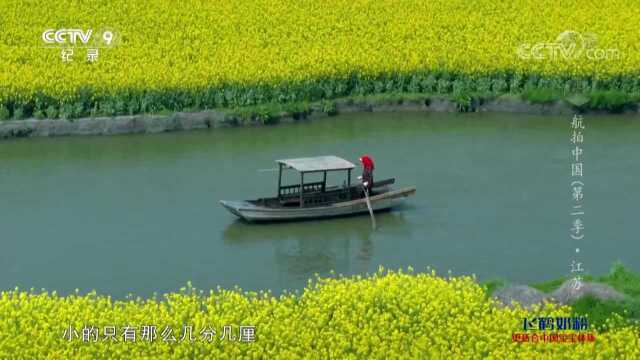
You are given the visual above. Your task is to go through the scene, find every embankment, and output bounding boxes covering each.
[1,95,637,140]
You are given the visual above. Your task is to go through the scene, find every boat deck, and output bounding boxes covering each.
[251,179,394,209]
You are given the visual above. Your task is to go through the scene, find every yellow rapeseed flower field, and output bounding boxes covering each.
[1,270,639,358]
[0,0,638,117]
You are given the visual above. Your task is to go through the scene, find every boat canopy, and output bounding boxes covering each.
[276,155,355,173]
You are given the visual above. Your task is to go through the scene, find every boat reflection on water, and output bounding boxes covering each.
[222,210,410,291]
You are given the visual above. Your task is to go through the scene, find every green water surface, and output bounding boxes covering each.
[0,111,637,297]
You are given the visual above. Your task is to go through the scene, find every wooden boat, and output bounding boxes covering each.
[220,155,416,222]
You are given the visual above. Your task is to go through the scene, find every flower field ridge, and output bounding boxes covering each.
[1,269,639,358]
[0,0,639,118]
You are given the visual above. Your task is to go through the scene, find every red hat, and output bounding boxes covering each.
[359,154,374,169]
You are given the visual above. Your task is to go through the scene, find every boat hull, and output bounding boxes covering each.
[220,187,416,222]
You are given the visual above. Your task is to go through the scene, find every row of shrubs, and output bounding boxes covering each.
[1,71,639,121]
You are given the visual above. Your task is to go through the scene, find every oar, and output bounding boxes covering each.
[362,182,377,230]
[257,168,279,172]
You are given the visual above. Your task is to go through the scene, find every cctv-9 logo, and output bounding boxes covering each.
[41,27,120,47]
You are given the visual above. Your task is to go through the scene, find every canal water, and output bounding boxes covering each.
[1,112,638,298]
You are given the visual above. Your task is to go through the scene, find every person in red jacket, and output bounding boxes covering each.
[359,155,375,192]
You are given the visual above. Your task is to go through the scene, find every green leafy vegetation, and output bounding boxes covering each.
[486,262,640,331]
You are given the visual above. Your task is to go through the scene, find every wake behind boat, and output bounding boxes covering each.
[220,155,416,222]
